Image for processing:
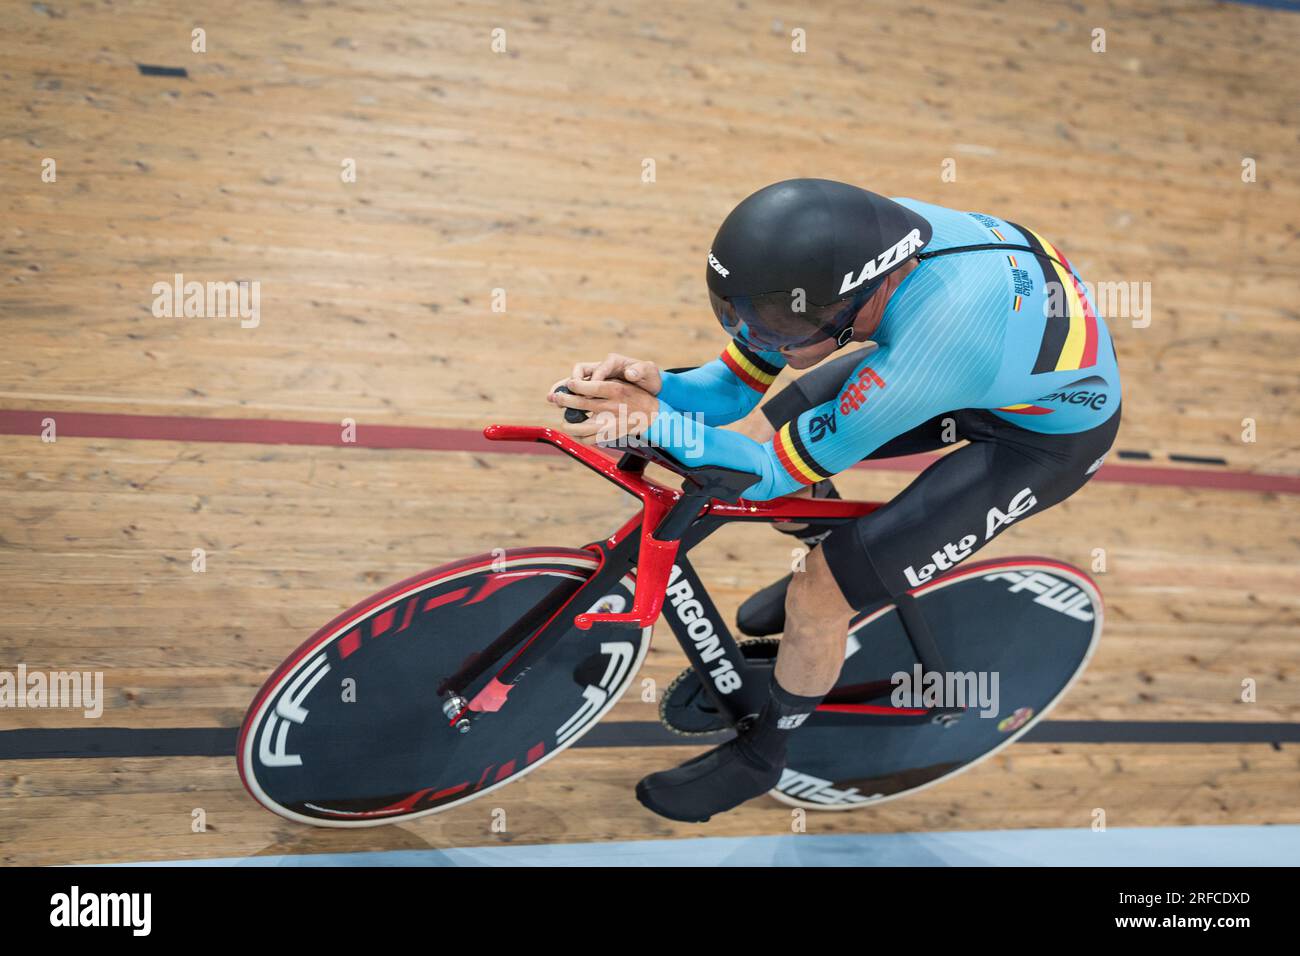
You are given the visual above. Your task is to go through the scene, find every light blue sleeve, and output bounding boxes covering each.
[646,396,806,500]
[657,340,786,426]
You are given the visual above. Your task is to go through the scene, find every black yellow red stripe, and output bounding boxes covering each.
[720,340,781,393]
[1050,241,1100,369]
[1008,222,1100,374]
[773,421,832,484]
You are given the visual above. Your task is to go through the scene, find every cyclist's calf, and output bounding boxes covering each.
[778,547,856,698]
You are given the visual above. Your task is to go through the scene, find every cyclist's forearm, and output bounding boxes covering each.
[659,362,756,425]
[647,399,803,501]
[659,342,784,426]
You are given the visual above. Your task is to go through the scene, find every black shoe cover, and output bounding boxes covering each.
[635,736,784,823]
[736,573,792,637]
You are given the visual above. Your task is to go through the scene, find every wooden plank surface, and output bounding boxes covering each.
[1,0,1297,864]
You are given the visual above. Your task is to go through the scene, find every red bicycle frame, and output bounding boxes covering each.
[483,423,880,632]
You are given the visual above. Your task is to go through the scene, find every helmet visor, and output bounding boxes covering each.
[709,288,868,352]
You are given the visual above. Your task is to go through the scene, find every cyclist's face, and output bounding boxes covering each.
[779,336,842,368]
[778,298,874,367]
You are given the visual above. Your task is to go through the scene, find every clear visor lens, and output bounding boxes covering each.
[709,288,867,352]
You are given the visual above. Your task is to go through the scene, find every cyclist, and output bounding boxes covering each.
[548,178,1121,822]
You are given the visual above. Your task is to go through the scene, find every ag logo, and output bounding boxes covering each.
[808,412,837,442]
[902,487,1038,587]
[985,487,1037,540]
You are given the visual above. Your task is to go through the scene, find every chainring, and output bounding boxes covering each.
[658,638,781,736]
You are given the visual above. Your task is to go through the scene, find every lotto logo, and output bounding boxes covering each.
[839,367,886,415]
[903,534,977,588]
[902,488,1038,586]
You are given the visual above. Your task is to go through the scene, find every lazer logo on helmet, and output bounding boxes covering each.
[707,251,729,278]
[839,228,925,296]
[902,488,1038,586]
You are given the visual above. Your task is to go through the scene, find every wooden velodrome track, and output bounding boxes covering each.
[2,0,1297,866]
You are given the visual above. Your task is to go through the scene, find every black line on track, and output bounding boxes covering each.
[136,64,189,77]
[1,721,1296,760]
[1115,449,1231,467]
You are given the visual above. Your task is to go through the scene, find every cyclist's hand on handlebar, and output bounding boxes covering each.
[549,376,660,444]
[575,353,663,395]
[545,355,661,414]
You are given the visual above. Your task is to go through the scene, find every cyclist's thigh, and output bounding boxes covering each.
[820,407,1120,611]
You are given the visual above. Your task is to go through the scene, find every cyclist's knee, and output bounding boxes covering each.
[785,550,853,633]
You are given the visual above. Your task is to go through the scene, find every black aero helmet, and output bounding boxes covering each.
[706,179,933,352]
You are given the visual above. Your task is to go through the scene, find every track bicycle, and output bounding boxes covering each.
[238,423,1101,826]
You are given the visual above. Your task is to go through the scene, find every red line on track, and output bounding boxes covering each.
[2,408,1297,495]
[0,408,525,455]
